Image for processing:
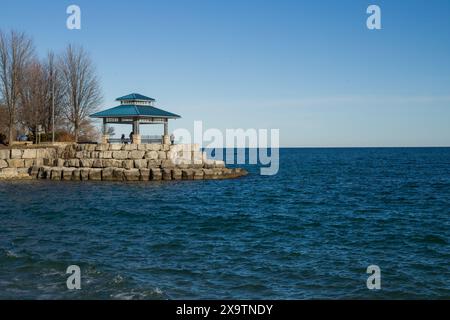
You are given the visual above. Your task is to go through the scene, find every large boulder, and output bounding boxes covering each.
[172,169,182,180]
[192,160,204,169]
[72,169,81,181]
[122,160,134,169]
[0,149,9,160]
[124,144,137,151]
[10,149,23,159]
[0,159,7,169]
[134,159,148,169]
[112,168,125,181]
[102,167,114,181]
[62,168,75,181]
[192,151,203,161]
[0,168,18,179]
[209,168,225,179]
[162,168,172,180]
[182,169,194,180]
[169,144,183,152]
[139,168,150,181]
[215,160,226,168]
[7,159,25,168]
[90,151,101,159]
[33,158,44,167]
[112,151,129,159]
[193,169,204,180]
[109,144,122,151]
[166,150,178,161]
[158,151,167,160]
[42,167,51,179]
[80,168,90,181]
[66,159,80,167]
[24,159,34,168]
[137,144,148,151]
[51,168,62,180]
[147,144,161,151]
[99,151,112,159]
[203,159,215,169]
[203,168,215,179]
[175,159,192,169]
[129,150,145,159]
[161,159,176,168]
[147,160,162,168]
[150,168,162,181]
[22,149,37,159]
[103,159,122,167]
[17,168,31,179]
[37,166,48,179]
[80,159,94,168]
[37,148,57,159]
[92,159,103,168]
[76,151,90,159]
[222,168,233,175]
[30,166,40,178]
[89,168,102,181]
[145,151,159,160]
[95,144,109,151]
[86,144,97,152]
[123,169,140,181]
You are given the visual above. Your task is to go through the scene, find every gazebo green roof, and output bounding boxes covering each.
[90,104,181,119]
[116,93,155,101]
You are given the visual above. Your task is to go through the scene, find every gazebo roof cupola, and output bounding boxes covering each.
[116,93,156,106]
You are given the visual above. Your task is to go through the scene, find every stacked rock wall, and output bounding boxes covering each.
[0,144,247,181]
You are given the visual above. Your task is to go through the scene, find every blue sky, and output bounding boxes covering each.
[1,0,450,146]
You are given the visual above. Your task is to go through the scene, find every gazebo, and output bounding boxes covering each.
[90,93,181,144]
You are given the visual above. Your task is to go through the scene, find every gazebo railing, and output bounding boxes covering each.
[108,138,131,144]
[141,135,163,144]
[107,135,163,144]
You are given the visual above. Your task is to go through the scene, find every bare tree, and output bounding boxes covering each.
[0,30,35,144]
[59,45,102,142]
[78,118,101,142]
[18,53,65,143]
[19,59,47,141]
[44,51,64,141]
[0,103,8,143]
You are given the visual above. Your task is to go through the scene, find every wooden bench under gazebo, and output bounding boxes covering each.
[90,93,181,144]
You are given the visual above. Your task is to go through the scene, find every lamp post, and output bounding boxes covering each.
[51,69,56,144]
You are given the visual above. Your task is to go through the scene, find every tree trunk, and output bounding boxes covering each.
[8,123,14,145]
[74,121,79,142]
[8,110,14,145]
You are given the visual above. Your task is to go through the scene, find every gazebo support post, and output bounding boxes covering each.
[102,118,109,144]
[163,120,170,145]
[132,119,141,144]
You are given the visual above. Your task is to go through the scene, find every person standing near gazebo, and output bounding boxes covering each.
[129,131,134,144]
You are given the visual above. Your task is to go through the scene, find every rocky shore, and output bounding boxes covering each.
[0,143,247,181]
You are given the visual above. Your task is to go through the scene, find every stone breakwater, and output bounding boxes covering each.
[0,143,247,181]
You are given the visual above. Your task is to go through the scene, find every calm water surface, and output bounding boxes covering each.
[0,148,449,299]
